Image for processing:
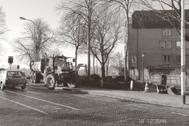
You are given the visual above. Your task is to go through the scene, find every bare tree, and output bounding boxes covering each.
[0,7,6,36]
[57,14,86,67]
[90,7,121,87]
[15,40,34,71]
[105,0,136,81]
[110,52,124,76]
[16,18,54,70]
[57,0,98,77]
[0,7,7,57]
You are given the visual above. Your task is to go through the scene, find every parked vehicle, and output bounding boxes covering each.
[0,69,27,90]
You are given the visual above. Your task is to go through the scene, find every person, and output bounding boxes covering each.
[161,74,167,86]
[46,66,52,74]
[57,66,62,75]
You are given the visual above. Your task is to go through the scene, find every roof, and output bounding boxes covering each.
[0,68,5,71]
[132,10,189,29]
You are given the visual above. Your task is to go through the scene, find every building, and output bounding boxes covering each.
[129,10,189,80]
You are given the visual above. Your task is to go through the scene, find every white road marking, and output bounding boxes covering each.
[171,112,189,117]
[6,90,80,111]
[42,105,62,112]
[27,91,41,95]
[0,96,48,115]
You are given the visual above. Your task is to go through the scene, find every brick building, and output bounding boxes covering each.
[129,10,189,80]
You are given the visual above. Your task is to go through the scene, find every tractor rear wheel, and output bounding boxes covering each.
[46,74,55,90]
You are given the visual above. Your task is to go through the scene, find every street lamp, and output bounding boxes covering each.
[19,16,35,25]
[19,17,27,20]
[142,54,145,83]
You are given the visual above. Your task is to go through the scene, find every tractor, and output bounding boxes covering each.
[31,55,86,90]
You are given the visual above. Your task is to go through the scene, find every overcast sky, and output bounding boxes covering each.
[2,0,62,38]
[0,0,66,68]
[0,0,189,69]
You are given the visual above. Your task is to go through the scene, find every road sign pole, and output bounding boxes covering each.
[9,64,11,70]
[181,0,186,104]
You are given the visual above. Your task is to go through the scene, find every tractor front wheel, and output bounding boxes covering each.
[0,82,5,90]
[46,74,55,90]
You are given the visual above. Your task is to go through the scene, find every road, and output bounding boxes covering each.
[0,85,189,126]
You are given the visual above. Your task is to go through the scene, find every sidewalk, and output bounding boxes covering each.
[83,88,189,109]
[27,82,189,109]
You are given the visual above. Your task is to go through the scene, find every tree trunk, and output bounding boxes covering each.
[124,6,130,81]
[29,61,34,72]
[35,49,40,61]
[93,54,95,74]
[87,2,93,79]
[106,57,110,76]
[75,46,78,68]
[87,20,91,79]
[29,55,34,72]
[101,62,106,88]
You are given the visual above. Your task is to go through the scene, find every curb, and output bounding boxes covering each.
[26,83,46,86]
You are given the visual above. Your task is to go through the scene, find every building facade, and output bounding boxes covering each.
[129,10,189,80]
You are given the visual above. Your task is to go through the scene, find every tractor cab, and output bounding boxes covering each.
[53,56,74,73]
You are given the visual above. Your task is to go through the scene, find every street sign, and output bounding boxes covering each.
[73,58,75,62]
[8,56,13,64]
[17,65,20,69]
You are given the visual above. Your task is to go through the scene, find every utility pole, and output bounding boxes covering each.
[124,10,130,81]
[181,0,186,104]
[142,54,145,82]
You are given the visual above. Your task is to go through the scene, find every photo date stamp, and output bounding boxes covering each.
[139,118,167,125]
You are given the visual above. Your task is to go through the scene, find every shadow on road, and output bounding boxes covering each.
[59,89,89,95]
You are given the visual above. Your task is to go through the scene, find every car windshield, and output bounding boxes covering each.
[7,71,23,77]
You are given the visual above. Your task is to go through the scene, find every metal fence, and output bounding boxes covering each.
[150,74,189,88]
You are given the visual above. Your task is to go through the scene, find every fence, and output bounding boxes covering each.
[150,74,189,88]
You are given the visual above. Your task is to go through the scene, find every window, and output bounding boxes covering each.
[7,71,22,78]
[176,41,181,48]
[159,41,166,49]
[186,41,189,48]
[159,40,172,49]
[162,29,171,36]
[166,41,172,49]
[176,41,189,48]
[176,55,180,63]
[162,55,171,63]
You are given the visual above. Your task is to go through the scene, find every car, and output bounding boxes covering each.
[0,69,27,90]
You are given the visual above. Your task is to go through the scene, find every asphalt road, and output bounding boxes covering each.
[0,85,189,126]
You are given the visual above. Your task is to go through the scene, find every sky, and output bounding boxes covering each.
[2,0,62,39]
[0,0,67,68]
[0,0,188,69]
[0,0,93,69]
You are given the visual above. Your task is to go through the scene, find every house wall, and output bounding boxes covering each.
[129,26,189,70]
[128,25,189,82]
